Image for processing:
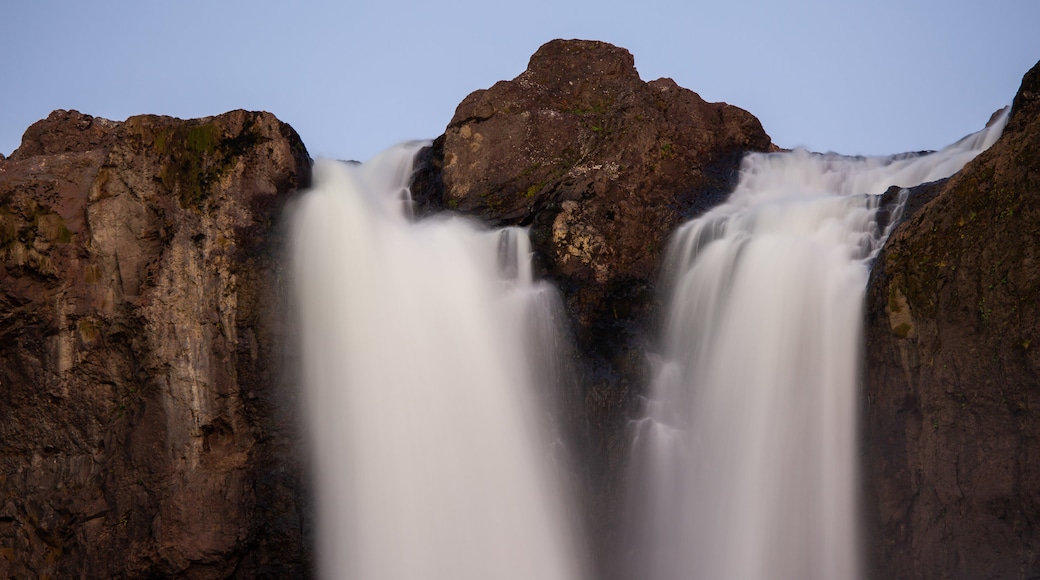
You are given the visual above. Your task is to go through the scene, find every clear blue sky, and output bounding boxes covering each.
[2,0,1038,162]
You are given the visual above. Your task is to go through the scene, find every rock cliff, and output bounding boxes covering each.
[864,59,1040,579]
[412,39,774,572]
[0,109,311,577]
[0,40,775,578]
[6,39,1035,580]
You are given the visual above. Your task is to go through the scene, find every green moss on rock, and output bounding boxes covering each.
[186,124,219,154]
[35,213,72,244]
[154,118,267,210]
[0,209,17,248]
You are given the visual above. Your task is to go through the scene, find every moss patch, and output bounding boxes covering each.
[0,208,17,248]
[154,117,269,210]
[186,124,219,154]
[77,317,99,344]
[35,213,72,244]
[893,323,913,338]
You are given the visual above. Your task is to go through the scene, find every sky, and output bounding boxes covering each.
[2,1,1039,163]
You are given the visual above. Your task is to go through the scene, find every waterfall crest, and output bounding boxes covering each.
[291,145,583,580]
[628,110,1008,580]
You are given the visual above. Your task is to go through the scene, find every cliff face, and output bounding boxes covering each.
[864,59,1040,579]
[412,39,773,571]
[0,41,773,577]
[0,110,311,577]
[7,40,1035,580]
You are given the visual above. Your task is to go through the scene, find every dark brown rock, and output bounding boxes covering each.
[0,109,312,577]
[865,59,1040,579]
[9,109,119,161]
[413,39,773,576]
[875,178,950,235]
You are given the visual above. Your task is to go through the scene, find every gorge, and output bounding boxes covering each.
[1,40,1038,580]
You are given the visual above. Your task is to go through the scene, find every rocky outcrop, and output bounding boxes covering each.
[865,59,1040,578]
[0,110,311,577]
[412,39,773,573]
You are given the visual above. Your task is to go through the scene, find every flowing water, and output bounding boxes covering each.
[628,111,1008,580]
[290,110,1007,580]
[291,145,583,580]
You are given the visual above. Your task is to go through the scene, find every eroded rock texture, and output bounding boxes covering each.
[412,39,773,573]
[0,109,311,578]
[865,59,1040,579]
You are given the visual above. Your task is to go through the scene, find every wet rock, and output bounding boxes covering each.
[865,59,1040,579]
[875,178,949,235]
[0,109,312,578]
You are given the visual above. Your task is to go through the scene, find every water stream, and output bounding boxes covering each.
[291,145,583,580]
[290,109,1008,580]
[627,111,1007,580]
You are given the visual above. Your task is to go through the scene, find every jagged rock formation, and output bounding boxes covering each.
[0,109,311,577]
[865,59,1040,579]
[411,39,774,573]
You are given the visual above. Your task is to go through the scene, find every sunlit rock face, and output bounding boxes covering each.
[412,40,774,569]
[864,58,1040,580]
[0,109,311,578]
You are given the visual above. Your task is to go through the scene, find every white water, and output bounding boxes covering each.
[628,110,1008,580]
[291,145,583,580]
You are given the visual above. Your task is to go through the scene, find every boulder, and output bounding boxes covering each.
[0,109,312,578]
[864,59,1040,579]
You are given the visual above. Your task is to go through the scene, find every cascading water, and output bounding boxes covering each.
[291,144,583,580]
[628,110,1008,580]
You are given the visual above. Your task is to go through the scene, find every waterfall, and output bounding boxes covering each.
[291,144,583,580]
[628,110,1008,580]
